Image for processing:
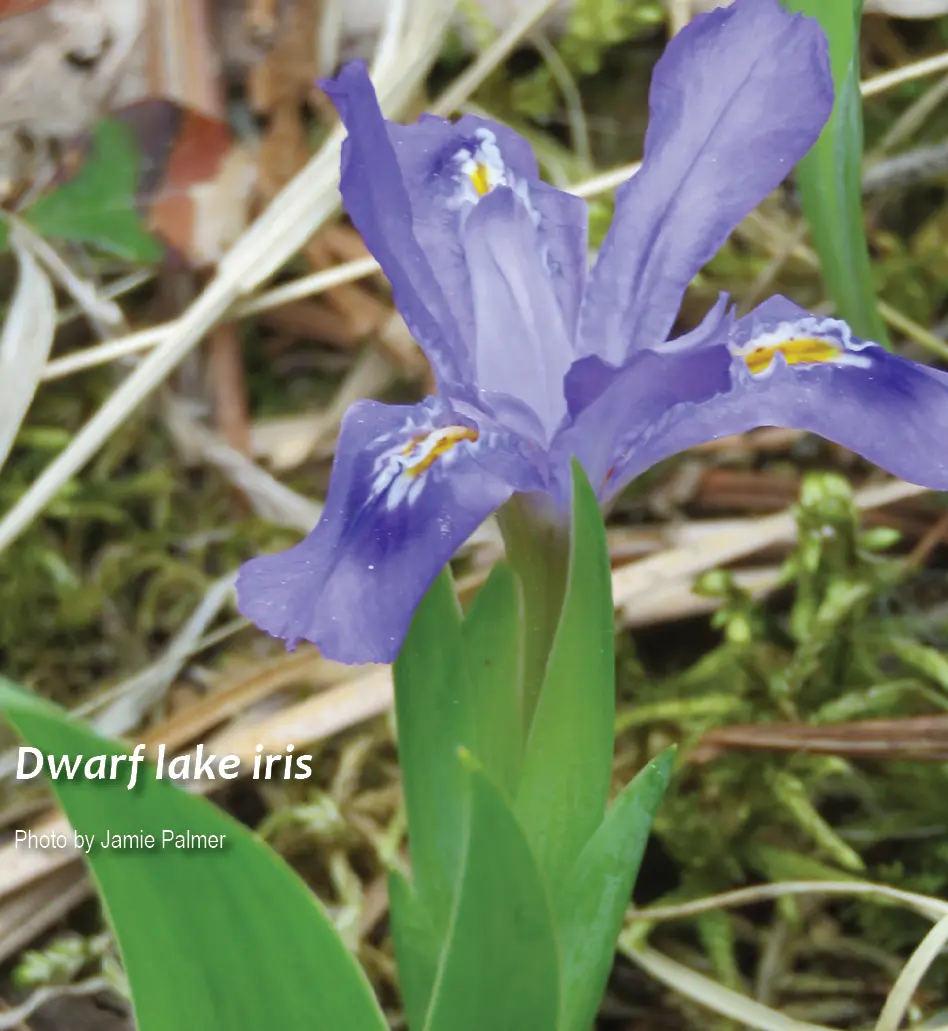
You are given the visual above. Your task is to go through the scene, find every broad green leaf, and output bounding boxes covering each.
[25,120,163,262]
[391,565,527,1029]
[784,0,890,345]
[424,760,560,1031]
[556,750,673,1031]
[515,459,615,895]
[0,678,387,1031]
[389,869,440,1031]
[393,569,472,937]
[462,561,523,798]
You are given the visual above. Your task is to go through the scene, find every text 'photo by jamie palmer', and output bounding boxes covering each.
[12,742,317,853]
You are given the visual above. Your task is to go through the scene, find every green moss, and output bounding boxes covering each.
[617,472,948,1013]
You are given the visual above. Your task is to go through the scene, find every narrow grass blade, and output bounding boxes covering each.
[0,678,388,1031]
[785,0,890,345]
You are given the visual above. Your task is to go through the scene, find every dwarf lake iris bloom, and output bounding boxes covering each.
[237,0,948,664]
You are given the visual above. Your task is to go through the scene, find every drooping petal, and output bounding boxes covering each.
[565,293,733,419]
[601,297,948,500]
[236,397,547,664]
[321,62,588,374]
[462,187,574,438]
[579,0,832,364]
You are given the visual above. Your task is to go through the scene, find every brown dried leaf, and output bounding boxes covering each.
[144,0,223,120]
[694,715,948,764]
[0,0,146,137]
[118,100,257,267]
[0,0,52,19]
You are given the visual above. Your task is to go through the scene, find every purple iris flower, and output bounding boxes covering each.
[237,0,948,664]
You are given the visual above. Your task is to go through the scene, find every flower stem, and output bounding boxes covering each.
[496,494,570,734]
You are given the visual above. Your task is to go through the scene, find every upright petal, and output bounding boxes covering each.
[463,188,574,439]
[579,0,832,363]
[520,180,589,340]
[322,62,588,372]
[387,111,589,343]
[602,297,948,501]
[236,398,547,665]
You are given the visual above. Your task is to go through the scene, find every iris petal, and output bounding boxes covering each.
[321,62,587,390]
[602,297,948,498]
[556,340,732,499]
[463,188,574,438]
[578,0,832,364]
[235,398,541,664]
[321,64,470,390]
[527,180,589,339]
[387,113,588,343]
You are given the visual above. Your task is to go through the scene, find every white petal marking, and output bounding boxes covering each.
[368,424,480,512]
[730,317,875,379]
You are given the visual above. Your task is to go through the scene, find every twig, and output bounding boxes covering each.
[875,73,948,154]
[8,218,124,337]
[624,945,836,1031]
[694,715,948,764]
[861,51,948,99]
[163,396,323,530]
[612,479,927,623]
[875,915,948,1031]
[630,879,948,925]
[906,509,948,567]
[863,140,948,194]
[206,322,252,455]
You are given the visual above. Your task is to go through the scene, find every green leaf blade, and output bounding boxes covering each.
[393,569,472,937]
[785,0,889,345]
[462,561,523,798]
[388,869,440,1031]
[556,750,674,1031]
[515,460,615,895]
[0,678,387,1031]
[424,762,560,1031]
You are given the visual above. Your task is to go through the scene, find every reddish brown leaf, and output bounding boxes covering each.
[115,100,256,267]
[0,0,51,18]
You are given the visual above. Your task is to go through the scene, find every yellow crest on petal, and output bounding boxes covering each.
[403,426,480,478]
[470,163,491,197]
[743,337,842,376]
